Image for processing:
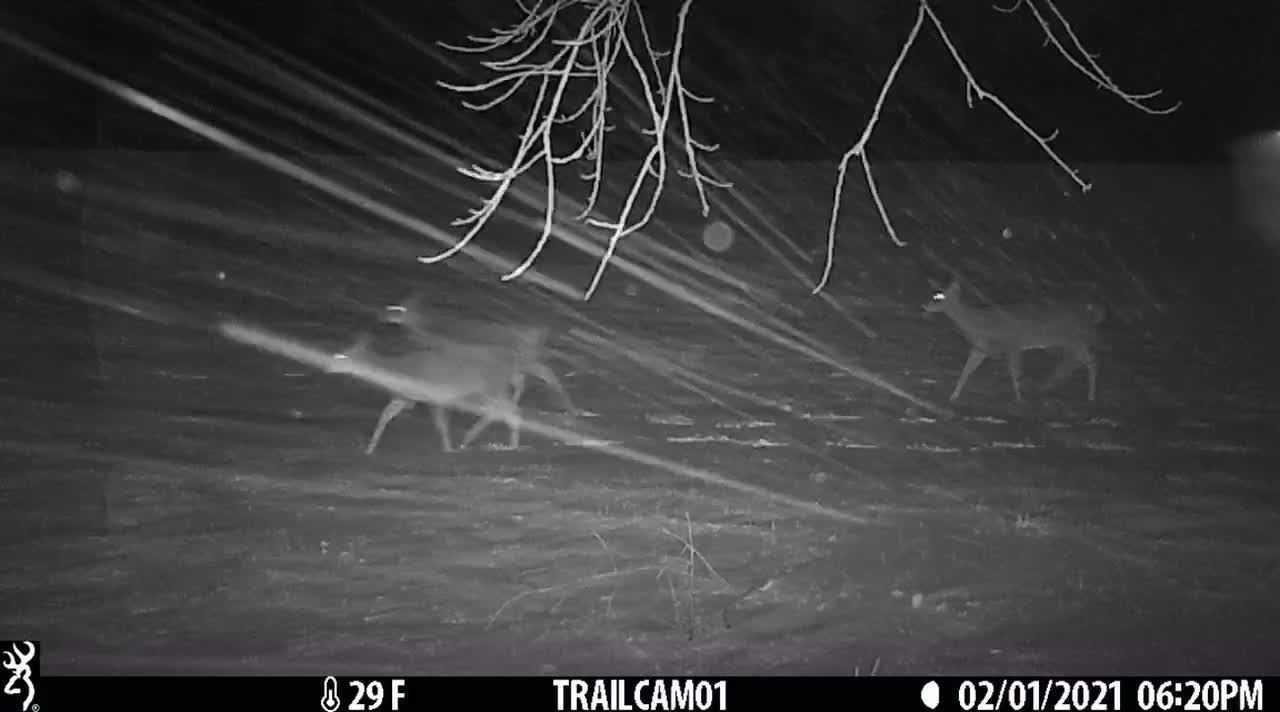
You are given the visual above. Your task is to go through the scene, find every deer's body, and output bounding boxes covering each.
[924,280,1103,403]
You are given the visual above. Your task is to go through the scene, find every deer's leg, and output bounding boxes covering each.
[367,398,412,454]
[951,349,986,402]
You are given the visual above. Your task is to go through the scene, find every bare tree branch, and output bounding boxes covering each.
[994,0,1181,115]
[813,0,1178,294]
[431,0,729,300]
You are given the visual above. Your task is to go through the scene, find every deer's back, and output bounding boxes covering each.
[357,339,522,403]
[951,300,1099,354]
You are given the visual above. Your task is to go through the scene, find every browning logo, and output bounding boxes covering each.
[1,641,38,712]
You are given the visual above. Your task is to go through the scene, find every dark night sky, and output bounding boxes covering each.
[2,0,1277,162]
